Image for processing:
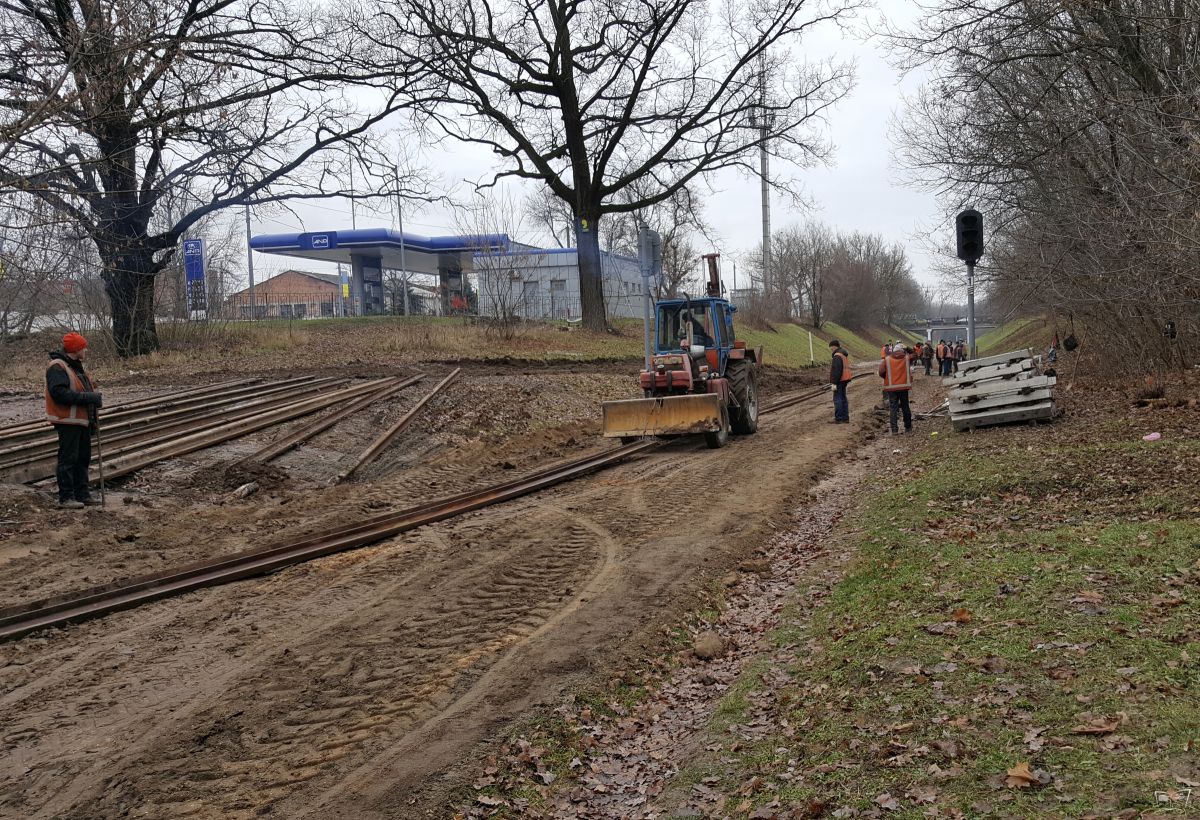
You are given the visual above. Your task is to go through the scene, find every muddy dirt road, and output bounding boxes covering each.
[0,373,886,818]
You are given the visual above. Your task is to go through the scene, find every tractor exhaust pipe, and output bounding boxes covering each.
[702,253,721,297]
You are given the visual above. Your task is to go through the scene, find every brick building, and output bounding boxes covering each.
[225,270,342,319]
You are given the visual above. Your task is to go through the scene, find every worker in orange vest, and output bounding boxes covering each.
[879,343,913,435]
[828,339,852,423]
[45,332,103,508]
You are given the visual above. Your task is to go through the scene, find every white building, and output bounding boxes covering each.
[473,246,645,320]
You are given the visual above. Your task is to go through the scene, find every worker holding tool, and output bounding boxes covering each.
[922,341,934,376]
[879,342,914,435]
[45,332,103,508]
[828,339,852,423]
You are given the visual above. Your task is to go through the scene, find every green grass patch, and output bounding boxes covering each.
[978,315,1051,356]
[689,414,1200,818]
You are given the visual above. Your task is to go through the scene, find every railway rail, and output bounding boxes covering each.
[0,376,867,642]
[0,376,423,485]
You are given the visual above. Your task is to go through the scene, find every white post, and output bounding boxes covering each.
[809,331,814,365]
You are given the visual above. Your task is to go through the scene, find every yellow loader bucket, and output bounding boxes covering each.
[602,394,723,438]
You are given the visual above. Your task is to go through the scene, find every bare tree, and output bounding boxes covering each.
[773,221,833,326]
[891,1,1200,369]
[0,195,91,338]
[361,0,858,331]
[0,0,425,355]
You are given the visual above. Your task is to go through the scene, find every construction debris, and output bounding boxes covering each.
[945,348,1058,432]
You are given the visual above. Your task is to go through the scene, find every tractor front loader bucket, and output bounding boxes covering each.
[601,394,723,438]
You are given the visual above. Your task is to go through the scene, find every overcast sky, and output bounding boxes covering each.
[244,1,949,291]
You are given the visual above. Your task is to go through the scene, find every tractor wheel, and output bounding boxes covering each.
[728,359,759,435]
[704,404,730,449]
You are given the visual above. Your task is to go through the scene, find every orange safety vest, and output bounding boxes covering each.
[45,359,92,427]
[936,343,946,359]
[880,353,912,392]
[834,351,853,382]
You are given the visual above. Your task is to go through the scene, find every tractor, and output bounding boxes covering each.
[601,256,761,448]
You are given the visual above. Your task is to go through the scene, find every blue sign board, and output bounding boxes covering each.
[183,239,206,312]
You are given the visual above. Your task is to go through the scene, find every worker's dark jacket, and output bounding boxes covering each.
[46,351,97,427]
[829,347,850,383]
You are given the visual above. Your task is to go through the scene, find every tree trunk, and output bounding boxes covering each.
[575,215,608,331]
[101,251,160,357]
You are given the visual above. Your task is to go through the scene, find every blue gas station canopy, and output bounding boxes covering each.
[249,228,510,274]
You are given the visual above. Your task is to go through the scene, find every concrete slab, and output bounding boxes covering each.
[943,359,1033,386]
[951,387,1054,414]
[948,375,1056,400]
[959,349,1032,372]
[952,400,1056,431]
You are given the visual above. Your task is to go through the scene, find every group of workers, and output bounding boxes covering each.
[828,336,969,435]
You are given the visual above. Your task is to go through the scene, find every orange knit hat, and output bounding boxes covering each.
[62,332,88,354]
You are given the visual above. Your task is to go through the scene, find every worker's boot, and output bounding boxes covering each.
[58,499,85,509]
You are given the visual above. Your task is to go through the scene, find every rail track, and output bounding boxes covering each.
[0,376,866,642]
[0,375,423,484]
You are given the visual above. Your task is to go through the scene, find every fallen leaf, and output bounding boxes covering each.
[1071,717,1120,735]
[952,608,972,623]
[905,785,938,804]
[1004,762,1037,789]
[874,792,901,811]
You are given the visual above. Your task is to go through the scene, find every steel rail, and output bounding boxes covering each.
[335,369,460,484]
[0,378,264,441]
[94,378,398,484]
[0,375,855,642]
[0,379,351,484]
[0,377,336,466]
[244,375,425,464]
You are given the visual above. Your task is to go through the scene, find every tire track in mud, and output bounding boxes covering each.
[0,529,450,819]
[52,506,613,818]
[301,506,622,817]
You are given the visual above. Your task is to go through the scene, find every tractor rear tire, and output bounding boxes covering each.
[704,404,730,449]
[728,359,759,435]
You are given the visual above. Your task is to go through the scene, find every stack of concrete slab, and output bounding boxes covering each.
[944,348,1057,432]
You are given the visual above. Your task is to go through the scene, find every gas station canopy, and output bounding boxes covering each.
[249,228,510,275]
[250,228,511,315]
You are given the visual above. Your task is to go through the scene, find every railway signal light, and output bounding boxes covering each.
[956,209,984,263]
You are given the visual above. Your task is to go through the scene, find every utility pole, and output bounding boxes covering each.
[349,152,357,230]
[638,225,662,371]
[395,165,410,316]
[244,204,256,321]
[758,56,771,298]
